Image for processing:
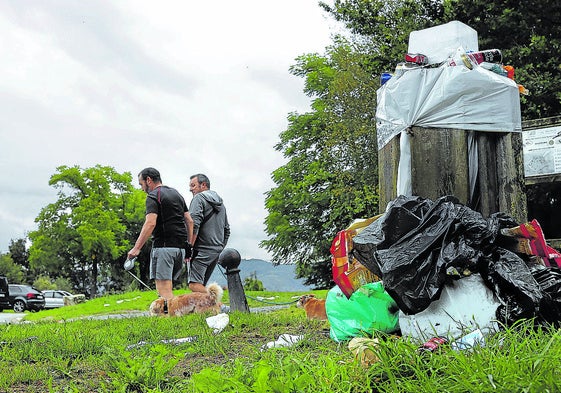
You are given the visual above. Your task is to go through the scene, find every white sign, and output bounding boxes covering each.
[523,125,561,177]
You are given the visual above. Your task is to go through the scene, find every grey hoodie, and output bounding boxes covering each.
[190,190,230,251]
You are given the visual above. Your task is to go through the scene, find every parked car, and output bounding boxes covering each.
[42,290,73,309]
[0,284,45,312]
[0,276,9,310]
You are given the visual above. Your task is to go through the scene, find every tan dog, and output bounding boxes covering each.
[296,294,328,321]
[149,282,224,316]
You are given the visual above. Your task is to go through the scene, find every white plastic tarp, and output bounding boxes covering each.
[376,53,522,151]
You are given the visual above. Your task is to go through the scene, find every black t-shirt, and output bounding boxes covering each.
[146,186,189,248]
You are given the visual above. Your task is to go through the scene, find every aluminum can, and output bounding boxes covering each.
[418,336,448,352]
[405,53,428,65]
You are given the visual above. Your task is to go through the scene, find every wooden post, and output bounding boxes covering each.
[378,126,527,223]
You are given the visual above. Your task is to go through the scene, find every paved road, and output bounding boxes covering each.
[0,312,26,324]
[0,304,290,325]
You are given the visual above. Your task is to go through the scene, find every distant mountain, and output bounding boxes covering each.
[207,259,313,292]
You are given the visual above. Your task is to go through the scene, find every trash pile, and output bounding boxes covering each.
[376,20,525,151]
[322,23,553,348]
[327,195,561,347]
[376,21,525,197]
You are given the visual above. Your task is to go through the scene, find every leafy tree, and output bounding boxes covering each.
[28,165,145,297]
[262,41,380,288]
[8,238,29,270]
[243,272,265,291]
[442,0,561,119]
[0,252,25,283]
[32,275,56,291]
[262,1,446,288]
[8,238,31,283]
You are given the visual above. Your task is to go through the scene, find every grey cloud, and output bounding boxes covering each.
[1,1,198,98]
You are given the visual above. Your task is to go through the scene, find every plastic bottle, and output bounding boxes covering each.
[467,49,502,64]
[123,257,137,271]
[503,65,515,79]
[480,62,508,77]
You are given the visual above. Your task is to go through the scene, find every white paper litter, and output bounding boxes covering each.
[206,313,229,334]
[261,334,304,350]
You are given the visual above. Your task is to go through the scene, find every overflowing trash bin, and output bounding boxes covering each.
[376,20,527,223]
[325,21,559,348]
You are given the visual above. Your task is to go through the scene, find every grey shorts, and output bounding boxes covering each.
[150,247,185,281]
[188,250,220,285]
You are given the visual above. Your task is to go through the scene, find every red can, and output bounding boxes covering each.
[405,53,428,65]
[418,336,448,352]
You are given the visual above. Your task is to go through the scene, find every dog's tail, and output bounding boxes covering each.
[206,282,224,302]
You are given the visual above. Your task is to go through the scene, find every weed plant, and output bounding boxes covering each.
[1,290,560,392]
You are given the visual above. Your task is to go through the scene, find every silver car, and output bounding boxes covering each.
[42,290,72,309]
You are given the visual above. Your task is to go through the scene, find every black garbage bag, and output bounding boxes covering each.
[529,263,561,326]
[479,248,544,325]
[377,195,433,247]
[352,195,529,316]
[374,196,462,314]
[351,195,432,277]
[351,195,433,277]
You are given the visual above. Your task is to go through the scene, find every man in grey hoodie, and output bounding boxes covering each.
[188,173,230,293]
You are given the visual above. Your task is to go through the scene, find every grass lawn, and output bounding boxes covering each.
[1,288,561,392]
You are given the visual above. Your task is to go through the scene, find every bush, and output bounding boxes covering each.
[32,275,56,291]
[244,271,265,291]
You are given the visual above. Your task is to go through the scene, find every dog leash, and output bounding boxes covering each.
[124,257,153,290]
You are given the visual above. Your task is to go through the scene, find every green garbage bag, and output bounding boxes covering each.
[326,281,400,342]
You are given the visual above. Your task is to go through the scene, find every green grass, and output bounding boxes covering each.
[1,290,561,392]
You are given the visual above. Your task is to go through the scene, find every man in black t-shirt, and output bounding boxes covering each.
[128,167,194,302]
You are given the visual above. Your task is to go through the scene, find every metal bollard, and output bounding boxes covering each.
[218,248,250,313]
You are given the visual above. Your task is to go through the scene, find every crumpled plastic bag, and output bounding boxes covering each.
[326,282,400,342]
[348,337,380,366]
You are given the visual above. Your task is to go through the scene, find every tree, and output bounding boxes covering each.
[442,0,561,119]
[8,238,31,282]
[262,0,449,288]
[243,272,265,291]
[28,165,145,297]
[262,40,380,288]
[0,252,25,283]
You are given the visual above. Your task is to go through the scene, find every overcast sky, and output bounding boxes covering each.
[0,1,337,260]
